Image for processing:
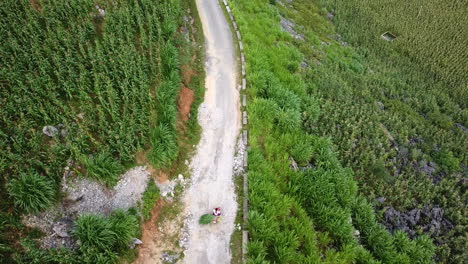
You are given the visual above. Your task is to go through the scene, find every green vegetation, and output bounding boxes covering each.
[281,0,465,262]
[7,172,55,213]
[140,179,160,220]
[199,214,215,225]
[82,151,124,187]
[0,0,197,262]
[73,210,139,260]
[318,0,467,109]
[229,0,439,262]
[14,210,138,264]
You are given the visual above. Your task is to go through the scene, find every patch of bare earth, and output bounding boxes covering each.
[178,86,195,122]
[134,199,183,264]
[133,172,186,264]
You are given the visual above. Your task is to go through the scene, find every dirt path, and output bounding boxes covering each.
[182,0,240,263]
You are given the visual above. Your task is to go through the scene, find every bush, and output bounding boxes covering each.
[14,239,78,264]
[434,150,460,173]
[72,211,138,263]
[108,210,138,249]
[82,151,124,187]
[148,124,179,168]
[72,215,116,251]
[7,172,55,213]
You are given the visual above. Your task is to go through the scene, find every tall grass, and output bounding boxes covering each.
[7,173,55,213]
[81,151,124,187]
[72,210,138,262]
[229,0,435,262]
[140,179,160,220]
[280,0,466,261]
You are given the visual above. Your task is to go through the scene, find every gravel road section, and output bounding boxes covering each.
[182,0,241,262]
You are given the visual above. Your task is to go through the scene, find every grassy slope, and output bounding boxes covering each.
[230,0,434,263]
[0,0,204,262]
[287,0,465,262]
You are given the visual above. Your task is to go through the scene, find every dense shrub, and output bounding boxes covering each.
[73,215,117,251]
[7,173,55,213]
[82,151,124,187]
[72,211,138,263]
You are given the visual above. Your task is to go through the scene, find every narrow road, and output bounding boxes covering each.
[182,0,240,263]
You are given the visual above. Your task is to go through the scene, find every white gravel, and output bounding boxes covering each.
[23,166,151,248]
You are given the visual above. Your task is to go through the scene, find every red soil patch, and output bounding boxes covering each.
[133,199,165,264]
[181,65,195,84]
[178,86,195,122]
[155,170,169,184]
[135,150,148,165]
[146,164,169,183]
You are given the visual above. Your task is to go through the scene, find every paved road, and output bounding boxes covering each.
[182,0,240,263]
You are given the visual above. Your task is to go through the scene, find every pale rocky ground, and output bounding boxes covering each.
[23,166,151,248]
[181,0,241,263]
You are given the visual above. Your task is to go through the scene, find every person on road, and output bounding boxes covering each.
[212,207,221,223]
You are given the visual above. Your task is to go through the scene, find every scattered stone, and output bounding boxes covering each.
[300,60,308,69]
[409,136,423,145]
[376,101,385,110]
[76,113,84,120]
[42,126,59,137]
[280,16,304,40]
[52,221,71,238]
[376,197,386,204]
[327,12,334,20]
[161,251,180,264]
[382,205,453,238]
[353,229,360,237]
[233,135,247,176]
[23,166,152,249]
[179,213,192,250]
[156,179,177,199]
[289,157,314,171]
[419,160,437,177]
[129,238,142,249]
[289,157,299,171]
[112,167,151,210]
[455,123,468,133]
[95,5,105,17]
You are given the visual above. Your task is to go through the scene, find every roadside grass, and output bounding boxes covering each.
[229,0,435,263]
[229,171,244,264]
[139,180,160,221]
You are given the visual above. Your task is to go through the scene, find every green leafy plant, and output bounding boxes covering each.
[7,172,55,213]
[108,210,138,249]
[82,151,124,187]
[199,214,215,224]
[72,214,116,251]
[72,211,138,263]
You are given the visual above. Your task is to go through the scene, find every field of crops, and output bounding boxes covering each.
[323,0,468,109]
[276,0,465,262]
[0,0,199,262]
[230,0,436,263]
